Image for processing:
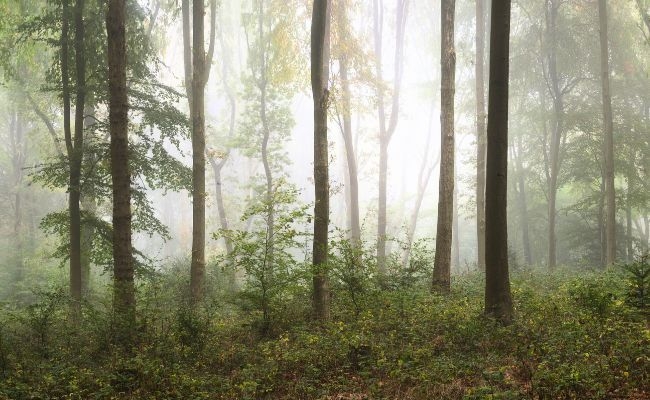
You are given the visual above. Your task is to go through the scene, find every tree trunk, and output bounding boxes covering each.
[311,0,330,322]
[107,0,135,343]
[484,0,513,324]
[515,135,532,265]
[475,0,487,272]
[598,0,616,267]
[10,110,25,284]
[626,171,633,262]
[62,0,85,307]
[190,0,207,303]
[80,103,96,295]
[452,164,460,270]
[209,20,236,257]
[545,0,563,271]
[402,109,438,269]
[433,0,455,293]
[337,0,360,248]
[374,0,408,275]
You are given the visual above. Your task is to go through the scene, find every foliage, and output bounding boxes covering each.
[622,255,650,316]
[214,182,311,335]
[1,268,647,399]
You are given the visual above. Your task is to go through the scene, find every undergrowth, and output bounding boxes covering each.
[0,265,648,399]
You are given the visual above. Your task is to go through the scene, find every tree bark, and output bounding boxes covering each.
[475,0,487,272]
[484,0,513,324]
[312,0,330,322]
[62,0,85,307]
[190,0,207,303]
[432,0,455,293]
[107,0,135,343]
[598,0,616,267]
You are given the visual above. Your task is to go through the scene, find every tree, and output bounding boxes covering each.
[598,0,616,267]
[311,0,330,321]
[106,0,134,342]
[484,0,513,324]
[334,0,360,250]
[208,16,237,258]
[402,110,439,269]
[60,0,86,307]
[373,0,408,275]
[182,0,217,302]
[543,0,580,270]
[475,0,487,271]
[432,0,455,293]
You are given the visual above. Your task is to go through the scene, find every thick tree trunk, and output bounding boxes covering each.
[312,0,330,322]
[598,0,616,267]
[484,0,513,324]
[190,0,207,303]
[475,0,487,272]
[107,0,135,343]
[433,0,455,293]
[64,0,85,306]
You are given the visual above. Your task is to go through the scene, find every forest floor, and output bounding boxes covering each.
[0,266,648,399]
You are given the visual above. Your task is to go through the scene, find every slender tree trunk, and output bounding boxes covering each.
[402,110,438,269]
[182,0,192,109]
[337,0,360,247]
[452,164,460,270]
[598,0,616,267]
[190,0,207,302]
[626,172,633,262]
[373,0,387,273]
[312,0,331,321]
[545,0,563,271]
[475,0,487,272]
[65,0,85,306]
[374,0,408,275]
[515,135,532,265]
[433,0,455,293]
[10,110,25,284]
[599,175,606,266]
[485,0,513,324]
[107,0,135,343]
[80,103,96,295]
[209,21,236,257]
